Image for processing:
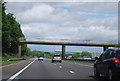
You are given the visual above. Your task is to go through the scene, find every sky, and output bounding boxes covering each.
[5,0,119,53]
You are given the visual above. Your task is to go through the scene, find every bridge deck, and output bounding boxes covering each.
[19,41,117,47]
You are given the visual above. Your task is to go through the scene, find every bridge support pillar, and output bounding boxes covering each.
[103,46,109,52]
[62,45,65,60]
[18,45,21,57]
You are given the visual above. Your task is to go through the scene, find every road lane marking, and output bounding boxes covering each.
[69,71,75,74]
[54,64,56,65]
[59,66,62,68]
[7,59,36,81]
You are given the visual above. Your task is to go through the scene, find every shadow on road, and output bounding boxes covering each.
[89,75,120,81]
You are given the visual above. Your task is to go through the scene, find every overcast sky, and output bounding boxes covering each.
[5,1,118,53]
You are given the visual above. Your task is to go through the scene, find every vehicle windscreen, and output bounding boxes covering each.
[54,55,60,57]
[116,50,120,58]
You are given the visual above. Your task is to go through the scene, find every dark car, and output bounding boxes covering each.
[52,54,62,63]
[94,48,120,80]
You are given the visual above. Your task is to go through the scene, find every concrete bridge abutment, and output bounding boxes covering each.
[18,45,22,57]
[62,45,66,60]
[103,46,109,52]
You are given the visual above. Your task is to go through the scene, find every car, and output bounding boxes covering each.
[82,56,91,60]
[52,54,62,63]
[94,48,120,80]
[38,57,43,61]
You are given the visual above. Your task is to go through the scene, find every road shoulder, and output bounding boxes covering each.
[2,58,35,80]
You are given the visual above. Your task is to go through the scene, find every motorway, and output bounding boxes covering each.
[2,58,119,81]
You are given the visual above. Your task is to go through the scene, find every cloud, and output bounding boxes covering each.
[4,0,119,2]
[6,2,118,52]
[16,4,54,23]
[21,22,117,41]
[17,2,117,41]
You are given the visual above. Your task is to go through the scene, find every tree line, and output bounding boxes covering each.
[2,2,29,56]
[70,51,92,59]
[29,50,53,57]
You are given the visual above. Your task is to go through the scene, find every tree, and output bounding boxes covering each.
[21,45,30,56]
[65,54,69,58]
[0,1,2,30]
[115,44,120,48]
[29,50,44,57]
[81,51,92,58]
[44,52,51,54]
[71,52,81,59]
[2,2,28,56]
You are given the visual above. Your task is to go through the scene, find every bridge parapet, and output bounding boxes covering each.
[25,39,118,45]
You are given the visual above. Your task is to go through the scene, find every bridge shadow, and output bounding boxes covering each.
[89,75,120,81]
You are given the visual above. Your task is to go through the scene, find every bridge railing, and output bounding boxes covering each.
[25,38,118,45]
[31,39,118,45]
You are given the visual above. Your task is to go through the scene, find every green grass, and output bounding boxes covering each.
[63,60,94,66]
[2,56,20,66]
[2,60,22,66]
[1,54,34,66]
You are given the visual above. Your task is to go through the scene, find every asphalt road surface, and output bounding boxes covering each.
[2,58,120,81]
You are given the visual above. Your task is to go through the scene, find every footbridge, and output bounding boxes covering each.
[18,39,118,59]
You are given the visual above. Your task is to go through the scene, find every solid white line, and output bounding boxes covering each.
[69,71,75,74]
[7,59,36,81]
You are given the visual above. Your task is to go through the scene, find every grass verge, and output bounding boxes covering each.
[2,55,34,66]
[63,60,94,66]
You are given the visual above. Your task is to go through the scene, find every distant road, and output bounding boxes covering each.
[2,58,118,81]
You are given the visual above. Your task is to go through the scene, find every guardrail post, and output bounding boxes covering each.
[62,45,65,60]
[18,45,21,57]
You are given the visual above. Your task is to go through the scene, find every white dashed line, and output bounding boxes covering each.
[69,71,75,74]
[59,66,62,68]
